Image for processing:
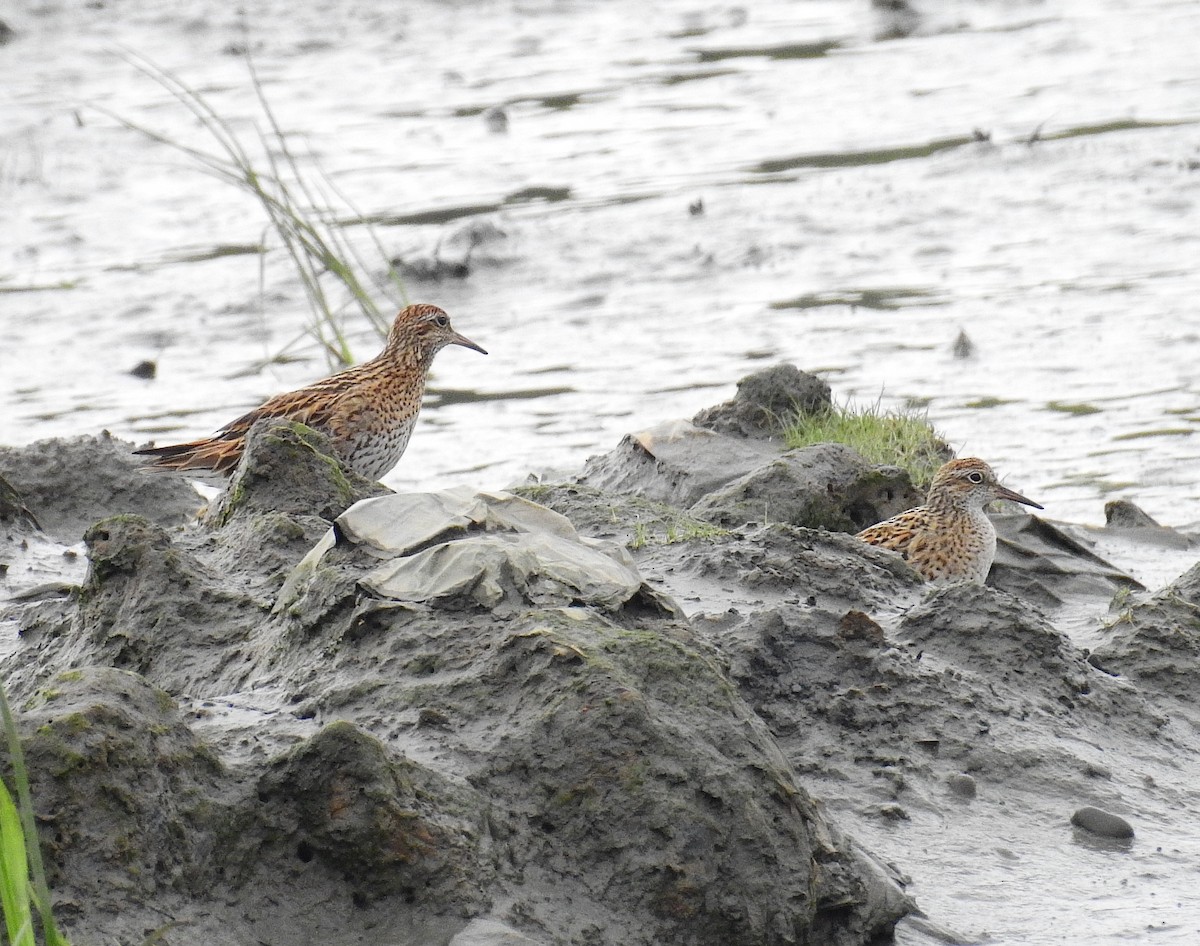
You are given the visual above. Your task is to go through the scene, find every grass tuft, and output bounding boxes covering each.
[96,49,406,367]
[628,513,730,550]
[782,399,950,489]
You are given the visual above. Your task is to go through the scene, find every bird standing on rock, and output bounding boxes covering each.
[856,457,1043,584]
[135,303,486,480]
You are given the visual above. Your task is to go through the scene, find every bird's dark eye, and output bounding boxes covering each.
[967,471,984,484]
[434,314,450,327]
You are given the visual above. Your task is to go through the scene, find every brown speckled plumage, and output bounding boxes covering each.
[135,304,486,480]
[856,457,1042,584]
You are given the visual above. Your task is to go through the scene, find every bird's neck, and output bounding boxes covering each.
[379,339,433,373]
[926,494,986,521]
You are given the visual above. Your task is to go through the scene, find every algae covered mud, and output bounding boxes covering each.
[4,0,1200,531]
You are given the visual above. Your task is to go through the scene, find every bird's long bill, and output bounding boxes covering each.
[450,330,488,355]
[994,484,1044,510]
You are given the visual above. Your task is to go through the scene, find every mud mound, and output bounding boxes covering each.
[1,369,1190,946]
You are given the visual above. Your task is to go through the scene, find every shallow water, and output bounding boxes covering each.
[5,0,1200,940]
[866,782,1200,946]
[5,0,1200,536]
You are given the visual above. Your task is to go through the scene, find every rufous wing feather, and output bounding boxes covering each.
[133,436,244,473]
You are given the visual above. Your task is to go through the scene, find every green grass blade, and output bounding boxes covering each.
[0,778,34,946]
[119,48,256,173]
[101,52,408,371]
[0,684,69,946]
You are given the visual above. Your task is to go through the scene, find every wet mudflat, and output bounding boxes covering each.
[5,0,1200,943]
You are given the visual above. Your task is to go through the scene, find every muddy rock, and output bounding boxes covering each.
[475,613,845,945]
[1088,562,1200,702]
[523,470,925,616]
[649,522,924,614]
[989,513,1143,604]
[576,375,932,537]
[201,418,392,597]
[692,363,832,438]
[691,443,921,531]
[255,720,492,910]
[578,423,922,536]
[894,583,1094,701]
[0,472,40,532]
[204,417,390,527]
[17,667,230,919]
[269,556,910,944]
[8,514,264,696]
[697,576,1160,824]
[0,433,204,542]
[1104,499,1164,530]
[579,420,781,508]
[268,489,909,942]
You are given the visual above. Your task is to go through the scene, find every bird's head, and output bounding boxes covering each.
[387,304,488,362]
[929,457,1043,513]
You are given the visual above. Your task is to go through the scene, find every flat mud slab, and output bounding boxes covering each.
[3,369,1200,946]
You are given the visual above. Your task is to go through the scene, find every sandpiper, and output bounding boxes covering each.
[856,457,1043,584]
[135,303,486,480]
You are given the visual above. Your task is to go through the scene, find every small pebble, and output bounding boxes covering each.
[483,106,508,134]
[129,360,157,380]
[838,609,884,645]
[1071,806,1134,839]
[947,773,976,799]
[417,707,451,729]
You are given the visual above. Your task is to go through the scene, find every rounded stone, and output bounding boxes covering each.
[947,773,977,799]
[1070,806,1134,839]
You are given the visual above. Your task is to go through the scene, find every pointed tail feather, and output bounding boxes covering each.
[133,437,242,474]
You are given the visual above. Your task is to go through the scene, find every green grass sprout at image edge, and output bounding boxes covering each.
[0,683,69,946]
[0,778,35,946]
